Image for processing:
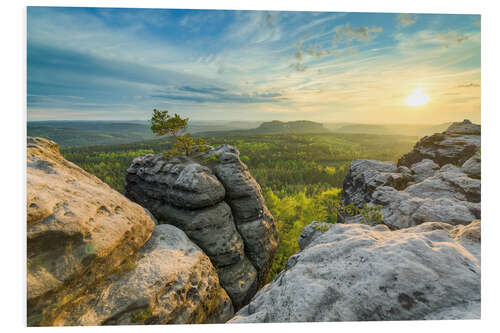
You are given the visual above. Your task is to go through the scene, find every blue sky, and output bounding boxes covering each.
[27,7,481,123]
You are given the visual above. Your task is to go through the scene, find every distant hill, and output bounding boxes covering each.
[27,119,454,147]
[324,122,452,138]
[27,122,157,147]
[26,120,262,146]
[254,120,330,134]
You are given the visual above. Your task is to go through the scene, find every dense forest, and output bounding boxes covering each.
[60,132,417,281]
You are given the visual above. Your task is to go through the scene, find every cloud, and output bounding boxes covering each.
[290,62,308,72]
[27,8,481,123]
[394,29,475,52]
[224,11,281,45]
[289,22,382,72]
[397,14,417,28]
[334,23,383,42]
[440,31,470,48]
[151,85,286,104]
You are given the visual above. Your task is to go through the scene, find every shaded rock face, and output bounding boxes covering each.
[52,225,233,326]
[27,137,232,326]
[341,120,480,229]
[229,220,481,323]
[125,144,278,309]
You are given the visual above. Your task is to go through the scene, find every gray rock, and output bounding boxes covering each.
[151,201,246,268]
[461,152,481,179]
[370,179,479,230]
[205,145,279,286]
[125,144,278,309]
[51,225,234,325]
[410,159,439,183]
[411,198,478,226]
[339,121,480,229]
[218,257,258,308]
[229,220,480,323]
[126,156,226,209]
[341,159,407,207]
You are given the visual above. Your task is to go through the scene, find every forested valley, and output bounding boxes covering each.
[61,132,417,281]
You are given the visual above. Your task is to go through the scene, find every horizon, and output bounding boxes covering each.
[27,8,480,124]
[27,118,474,126]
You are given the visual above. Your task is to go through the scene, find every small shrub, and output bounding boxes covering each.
[313,223,332,234]
[203,153,220,164]
[360,203,383,224]
[130,307,154,324]
[336,202,383,225]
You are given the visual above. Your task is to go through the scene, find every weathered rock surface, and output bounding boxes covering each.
[340,120,481,229]
[461,152,481,179]
[229,220,481,323]
[27,137,232,326]
[51,225,233,326]
[125,144,278,309]
[27,137,155,326]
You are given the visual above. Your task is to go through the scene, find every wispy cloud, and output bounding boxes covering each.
[151,85,286,104]
[27,8,481,123]
[397,14,417,28]
[289,22,382,72]
[334,23,383,42]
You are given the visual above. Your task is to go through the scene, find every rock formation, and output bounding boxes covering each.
[230,120,481,323]
[340,120,481,229]
[230,220,481,322]
[125,144,279,309]
[27,137,233,326]
[397,119,480,168]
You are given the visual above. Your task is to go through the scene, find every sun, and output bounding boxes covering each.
[405,88,430,107]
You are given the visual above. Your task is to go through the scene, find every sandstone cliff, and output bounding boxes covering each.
[27,137,233,326]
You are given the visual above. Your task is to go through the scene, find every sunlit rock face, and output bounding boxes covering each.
[340,120,480,229]
[27,137,232,326]
[229,220,480,323]
[125,144,279,310]
[51,224,233,326]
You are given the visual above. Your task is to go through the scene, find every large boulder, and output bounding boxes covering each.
[340,120,481,229]
[51,225,233,325]
[27,137,232,326]
[125,144,278,309]
[461,152,481,179]
[27,137,155,325]
[229,220,481,323]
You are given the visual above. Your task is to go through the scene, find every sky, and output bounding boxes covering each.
[27,7,481,124]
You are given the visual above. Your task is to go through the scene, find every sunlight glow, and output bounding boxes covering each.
[405,88,430,107]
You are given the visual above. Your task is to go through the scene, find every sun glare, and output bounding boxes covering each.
[405,88,430,107]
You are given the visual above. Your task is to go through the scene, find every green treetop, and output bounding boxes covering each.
[150,109,207,157]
